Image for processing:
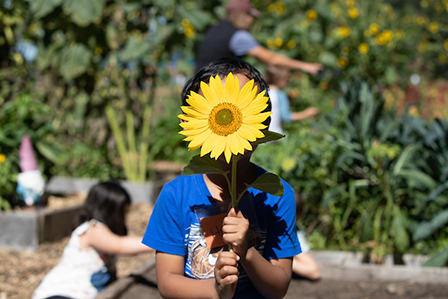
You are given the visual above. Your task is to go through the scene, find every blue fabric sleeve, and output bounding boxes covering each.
[277,90,292,122]
[142,184,185,256]
[229,30,260,56]
[264,182,302,259]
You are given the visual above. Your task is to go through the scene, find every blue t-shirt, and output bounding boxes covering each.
[142,165,301,298]
[229,30,260,56]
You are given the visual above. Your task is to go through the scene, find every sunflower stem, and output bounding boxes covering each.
[229,154,240,253]
[231,155,239,209]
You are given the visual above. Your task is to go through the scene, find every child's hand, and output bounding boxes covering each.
[214,251,239,299]
[222,208,250,258]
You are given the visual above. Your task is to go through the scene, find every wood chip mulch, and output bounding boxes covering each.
[0,194,155,299]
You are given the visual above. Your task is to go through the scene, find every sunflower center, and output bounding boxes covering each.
[209,103,242,136]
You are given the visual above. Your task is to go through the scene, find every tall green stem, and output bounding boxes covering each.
[231,155,239,209]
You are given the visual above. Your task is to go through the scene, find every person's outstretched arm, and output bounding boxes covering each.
[292,253,321,281]
[248,45,322,75]
[84,224,153,255]
[222,208,293,299]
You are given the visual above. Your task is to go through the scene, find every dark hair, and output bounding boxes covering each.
[77,181,131,236]
[182,57,270,110]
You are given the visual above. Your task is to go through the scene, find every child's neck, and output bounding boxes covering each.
[203,157,257,205]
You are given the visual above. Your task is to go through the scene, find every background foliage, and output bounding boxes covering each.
[1,0,447,264]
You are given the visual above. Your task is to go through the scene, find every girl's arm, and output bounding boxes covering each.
[155,251,220,299]
[83,224,153,255]
[223,208,293,299]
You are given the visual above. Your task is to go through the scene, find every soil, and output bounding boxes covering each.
[0,194,155,299]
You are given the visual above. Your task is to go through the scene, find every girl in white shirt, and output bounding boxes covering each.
[33,181,153,299]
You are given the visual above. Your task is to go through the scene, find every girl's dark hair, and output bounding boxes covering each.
[77,181,131,236]
[182,57,271,112]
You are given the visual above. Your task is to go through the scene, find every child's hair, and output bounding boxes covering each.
[264,65,291,86]
[182,57,270,107]
[77,181,131,236]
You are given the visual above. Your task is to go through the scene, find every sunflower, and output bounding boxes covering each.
[179,73,271,163]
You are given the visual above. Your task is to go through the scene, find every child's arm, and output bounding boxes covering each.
[223,208,293,299]
[83,224,153,255]
[155,251,222,299]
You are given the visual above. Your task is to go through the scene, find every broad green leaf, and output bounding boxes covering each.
[395,169,437,190]
[35,141,62,164]
[391,205,409,252]
[249,173,284,197]
[183,155,227,176]
[31,0,63,19]
[413,210,448,241]
[393,145,417,175]
[63,0,105,27]
[252,130,284,146]
[120,37,152,61]
[58,44,91,80]
[422,248,448,267]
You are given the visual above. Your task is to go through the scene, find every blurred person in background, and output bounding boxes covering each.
[33,181,153,299]
[264,65,319,134]
[195,0,323,75]
[293,191,321,281]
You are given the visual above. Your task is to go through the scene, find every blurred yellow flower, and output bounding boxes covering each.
[369,23,380,35]
[444,39,448,51]
[346,0,355,7]
[375,34,387,45]
[181,19,190,26]
[341,47,349,54]
[306,9,318,22]
[359,43,369,54]
[440,53,447,63]
[277,2,286,15]
[267,38,275,49]
[395,29,404,39]
[414,15,426,25]
[319,82,329,90]
[348,7,359,18]
[337,26,351,38]
[0,154,5,163]
[429,22,438,33]
[275,37,283,48]
[435,3,443,13]
[268,3,276,12]
[286,40,296,49]
[382,30,394,41]
[94,47,102,55]
[364,30,371,37]
[420,0,429,8]
[337,57,349,68]
[417,41,427,53]
[184,25,196,39]
[404,15,411,23]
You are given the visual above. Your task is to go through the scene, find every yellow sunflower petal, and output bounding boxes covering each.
[238,124,265,141]
[181,106,208,119]
[235,79,256,108]
[189,129,212,150]
[224,73,239,104]
[200,81,220,107]
[187,91,214,112]
[179,119,208,130]
[180,127,208,138]
[208,75,226,104]
[210,136,226,159]
[243,112,272,124]
[242,102,269,116]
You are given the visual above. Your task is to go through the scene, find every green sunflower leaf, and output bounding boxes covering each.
[252,130,285,146]
[183,155,227,176]
[249,173,284,197]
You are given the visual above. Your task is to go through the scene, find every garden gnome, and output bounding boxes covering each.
[16,135,45,206]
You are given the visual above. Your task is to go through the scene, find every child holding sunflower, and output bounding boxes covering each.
[142,57,301,298]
